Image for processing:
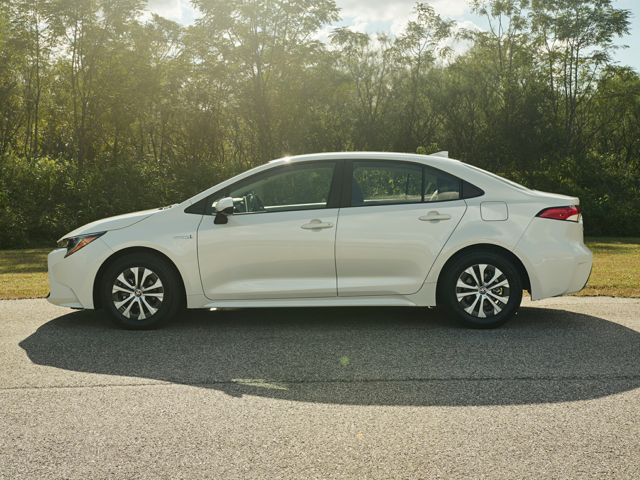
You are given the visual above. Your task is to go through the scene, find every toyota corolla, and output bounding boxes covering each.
[48,152,593,329]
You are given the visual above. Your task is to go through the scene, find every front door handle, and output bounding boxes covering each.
[419,212,452,222]
[301,219,334,230]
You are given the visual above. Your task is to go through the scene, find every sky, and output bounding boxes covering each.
[145,0,640,72]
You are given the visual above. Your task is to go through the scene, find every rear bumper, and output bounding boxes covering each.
[579,265,593,292]
[563,258,593,296]
[514,218,593,301]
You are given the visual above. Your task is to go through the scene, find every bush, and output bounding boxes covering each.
[0,154,226,248]
[2,150,638,249]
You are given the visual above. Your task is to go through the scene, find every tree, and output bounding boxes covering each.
[4,0,60,156]
[330,28,400,150]
[0,5,26,155]
[50,0,145,168]
[393,3,455,152]
[191,0,340,163]
[451,0,559,177]
[531,0,631,156]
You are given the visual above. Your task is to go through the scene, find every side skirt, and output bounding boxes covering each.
[186,283,437,309]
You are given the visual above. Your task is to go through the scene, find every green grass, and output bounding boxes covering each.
[1,238,639,300]
[577,238,640,298]
[0,248,50,299]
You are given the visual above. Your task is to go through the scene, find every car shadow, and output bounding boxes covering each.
[19,305,640,406]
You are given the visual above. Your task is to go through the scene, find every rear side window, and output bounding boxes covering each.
[352,162,422,206]
[349,161,468,206]
[423,167,461,202]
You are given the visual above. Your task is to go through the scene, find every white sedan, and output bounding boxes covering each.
[48,152,593,329]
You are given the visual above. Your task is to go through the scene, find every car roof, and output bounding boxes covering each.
[268,151,460,166]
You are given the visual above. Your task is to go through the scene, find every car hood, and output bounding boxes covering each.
[59,208,160,240]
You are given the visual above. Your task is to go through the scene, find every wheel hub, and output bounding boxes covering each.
[455,264,510,318]
[111,267,164,321]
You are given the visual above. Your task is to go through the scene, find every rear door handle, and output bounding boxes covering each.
[301,220,334,230]
[419,213,451,222]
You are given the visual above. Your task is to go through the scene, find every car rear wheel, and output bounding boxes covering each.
[101,253,182,330]
[441,251,523,329]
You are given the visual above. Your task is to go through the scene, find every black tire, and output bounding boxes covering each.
[101,253,183,330]
[440,251,523,329]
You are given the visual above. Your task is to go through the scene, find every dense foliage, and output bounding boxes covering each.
[0,0,638,247]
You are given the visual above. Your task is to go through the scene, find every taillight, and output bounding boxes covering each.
[536,206,582,222]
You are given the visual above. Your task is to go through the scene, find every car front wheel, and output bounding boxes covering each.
[441,251,523,329]
[101,253,182,330]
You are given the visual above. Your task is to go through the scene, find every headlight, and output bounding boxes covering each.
[57,232,106,258]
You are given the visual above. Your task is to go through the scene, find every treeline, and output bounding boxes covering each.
[0,0,639,247]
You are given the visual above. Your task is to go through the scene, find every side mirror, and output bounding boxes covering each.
[215,197,234,214]
[213,197,234,225]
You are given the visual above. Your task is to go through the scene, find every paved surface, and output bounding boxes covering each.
[1,297,640,479]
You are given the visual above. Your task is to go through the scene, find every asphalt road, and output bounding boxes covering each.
[2,297,640,479]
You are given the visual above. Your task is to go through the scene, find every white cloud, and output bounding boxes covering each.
[145,0,200,22]
[448,21,482,58]
[348,20,370,33]
[146,0,182,19]
[315,25,335,43]
[313,0,477,50]
[335,0,472,50]
[139,0,640,71]
[145,0,471,35]
[389,15,410,37]
[456,19,482,32]
[337,0,468,24]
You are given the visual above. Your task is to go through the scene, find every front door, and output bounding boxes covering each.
[335,160,467,296]
[197,161,341,300]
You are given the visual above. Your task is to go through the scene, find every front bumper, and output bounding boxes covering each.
[47,239,113,309]
[47,248,83,307]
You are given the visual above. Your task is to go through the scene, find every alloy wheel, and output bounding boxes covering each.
[111,267,164,320]
[455,264,510,318]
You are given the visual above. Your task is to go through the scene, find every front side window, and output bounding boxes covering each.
[221,162,336,214]
[352,162,422,206]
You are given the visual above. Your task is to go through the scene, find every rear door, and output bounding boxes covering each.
[335,160,467,296]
